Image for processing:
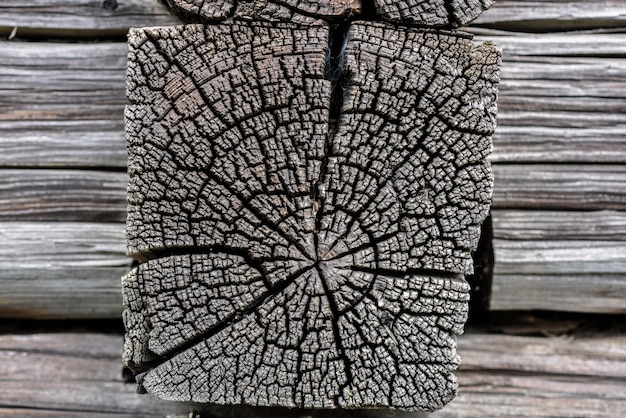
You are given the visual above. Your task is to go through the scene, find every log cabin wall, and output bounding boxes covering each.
[0,1,625,416]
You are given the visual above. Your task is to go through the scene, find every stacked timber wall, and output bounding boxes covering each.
[0,1,625,416]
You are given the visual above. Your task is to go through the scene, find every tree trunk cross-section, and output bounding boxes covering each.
[123,19,499,411]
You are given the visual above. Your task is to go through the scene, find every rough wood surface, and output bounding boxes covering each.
[4,1,626,37]
[163,0,362,23]
[492,164,626,210]
[0,0,181,38]
[486,34,626,163]
[0,41,127,167]
[474,0,626,32]
[2,330,625,417]
[123,21,498,410]
[159,0,491,26]
[0,222,129,318]
[374,0,493,27]
[490,210,626,313]
[2,29,626,320]
[0,170,126,222]
[4,33,625,168]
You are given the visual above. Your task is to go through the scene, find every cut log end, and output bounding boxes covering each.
[123,19,499,411]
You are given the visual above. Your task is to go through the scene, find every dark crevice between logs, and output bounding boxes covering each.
[466,213,494,324]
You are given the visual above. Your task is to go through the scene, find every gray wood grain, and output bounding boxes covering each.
[159,0,491,26]
[123,21,498,410]
[0,222,129,318]
[4,33,626,167]
[484,34,626,163]
[4,1,626,36]
[433,333,626,417]
[492,164,626,210]
[0,0,180,38]
[490,210,626,313]
[0,170,127,222]
[0,41,127,167]
[374,0,493,27]
[474,0,626,32]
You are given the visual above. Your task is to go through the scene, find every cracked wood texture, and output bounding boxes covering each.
[162,0,492,26]
[123,19,499,410]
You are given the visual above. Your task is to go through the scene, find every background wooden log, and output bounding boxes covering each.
[474,0,626,32]
[0,41,127,168]
[0,222,129,318]
[1,328,625,417]
[0,0,180,38]
[0,170,126,222]
[1,24,626,317]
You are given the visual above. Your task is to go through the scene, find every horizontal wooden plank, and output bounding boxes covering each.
[434,333,626,417]
[491,210,626,313]
[492,209,626,240]
[2,0,626,36]
[3,34,626,167]
[1,331,624,417]
[474,0,626,32]
[0,222,129,318]
[484,34,626,163]
[0,333,206,416]
[491,237,626,312]
[0,169,127,222]
[0,0,180,38]
[492,164,626,210]
[0,41,127,168]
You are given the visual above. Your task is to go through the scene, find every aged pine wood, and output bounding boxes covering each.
[0,0,180,38]
[474,0,626,32]
[0,333,208,416]
[490,210,626,313]
[0,222,129,318]
[492,164,626,210]
[123,20,499,410]
[2,330,625,417]
[0,170,126,222]
[433,332,626,418]
[0,41,127,167]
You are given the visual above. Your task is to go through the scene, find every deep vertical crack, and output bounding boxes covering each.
[314,23,353,406]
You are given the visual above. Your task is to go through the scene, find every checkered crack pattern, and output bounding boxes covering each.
[123,17,499,411]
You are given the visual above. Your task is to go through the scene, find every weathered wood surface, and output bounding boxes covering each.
[0,222,128,318]
[1,17,626,318]
[490,210,626,313]
[485,34,626,164]
[3,165,626,225]
[473,0,626,32]
[142,0,492,26]
[4,0,626,37]
[492,164,626,210]
[4,34,626,168]
[0,170,126,222]
[0,0,181,38]
[1,329,625,417]
[122,20,498,410]
[0,41,127,167]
